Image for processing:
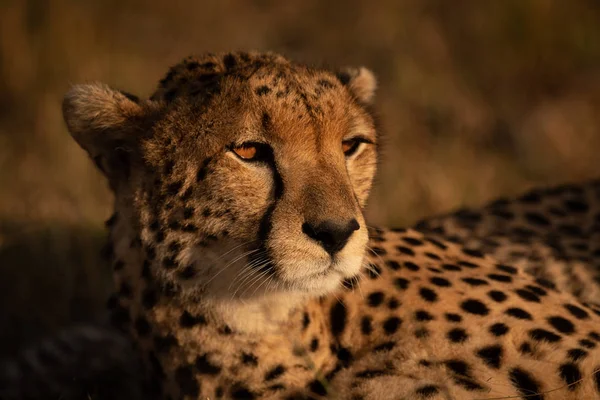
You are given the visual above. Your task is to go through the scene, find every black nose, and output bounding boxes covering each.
[302,218,360,256]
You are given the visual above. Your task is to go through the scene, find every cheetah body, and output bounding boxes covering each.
[58,52,600,400]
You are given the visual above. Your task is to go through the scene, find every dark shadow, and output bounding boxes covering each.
[0,220,111,357]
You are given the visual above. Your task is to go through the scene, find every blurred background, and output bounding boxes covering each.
[1,0,600,355]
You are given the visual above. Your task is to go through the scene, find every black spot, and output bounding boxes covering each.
[442,263,462,271]
[223,53,237,69]
[335,346,353,365]
[177,265,197,280]
[430,277,451,287]
[462,277,489,286]
[457,260,479,269]
[399,262,420,273]
[564,304,590,319]
[154,230,165,243]
[445,360,470,376]
[256,85,272,96]
[183,207,194,219]
[487,274,513,283]
[594,367,600,393]
[525,212,551,226]
[489,323,509,336]
[425,237,448,250]
[336,71,351,85]
[547,316,575,335]
[505,307,533,320]
[424,252,441,260]
[559,363,582,390]
[231,385,256,400]
[462,248,484,258]
[302,312,310,329]
[476,345,502,369]
[415,310,434,321]
[361,316,373,335]
[388,297,400,309]
[394,278,410,290]
[579,339,596,349]
[461,299,489,315]
[241,352,258,366]
[496,264,518,274]
[385,260,401,270]
[309,380,327,396]
[444,313,462,322]
[565,199,589,213]
[525,285,547,296]
[529,328,562,343]
[174,365,200,397]
[415,385,439,398]
[535,277,556,290]
[519,342,533,355]
[402,236,423,246]
[567,348,588,361]
[179,311,207,327]
[330,299,347,336]
[447,328,469,343]
[218,325,233,335]
[488,290,507,302]
[367,291,385,307]
[310,338,319,352]
[383,317,402,334]
[195,354,222,375]
[590,331,600,342]
[265,364,286,381]
[515,289,541,303]
[166,181,183,196]
[419,287,438,302]
[396,246,415,256]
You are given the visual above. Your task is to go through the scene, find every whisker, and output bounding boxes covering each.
[204,248,261,286]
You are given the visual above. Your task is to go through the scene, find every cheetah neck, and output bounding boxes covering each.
[201,292,311,333]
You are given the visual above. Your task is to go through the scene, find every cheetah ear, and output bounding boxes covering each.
[63,83,155,182]
[336,66,377,104]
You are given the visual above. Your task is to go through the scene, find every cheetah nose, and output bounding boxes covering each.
[302,218,360,256]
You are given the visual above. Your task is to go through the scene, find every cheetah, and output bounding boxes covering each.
[55,51,600,399]
[415,179,600,308]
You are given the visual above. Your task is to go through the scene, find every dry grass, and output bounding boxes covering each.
[1,0,600,354]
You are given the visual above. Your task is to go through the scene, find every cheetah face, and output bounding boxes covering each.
[63,52,378,300]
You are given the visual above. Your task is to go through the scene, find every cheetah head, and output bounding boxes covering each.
[63,52,378,302]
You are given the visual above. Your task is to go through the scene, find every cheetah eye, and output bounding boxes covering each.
[342,138,364,157]
[231,142,272,163]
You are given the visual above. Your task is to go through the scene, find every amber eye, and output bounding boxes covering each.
[342,139,361,157]
[231,142,272,163]
[233,144,257,160]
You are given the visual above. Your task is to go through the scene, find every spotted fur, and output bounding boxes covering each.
[47,52,600,399]
[415,179,600,308]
